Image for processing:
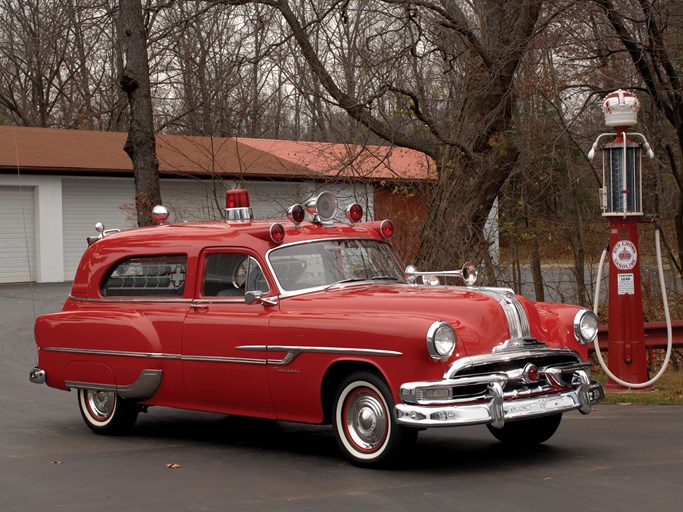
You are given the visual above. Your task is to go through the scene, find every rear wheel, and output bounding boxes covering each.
[333,372,417,467]
[78,388,139,435]
[486,413,562,446]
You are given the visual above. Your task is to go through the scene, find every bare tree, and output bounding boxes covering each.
[118,0,161,226]
[588,0,683,282]
[218,0,543,272]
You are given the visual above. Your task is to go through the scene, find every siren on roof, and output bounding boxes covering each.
[225,189,253,222]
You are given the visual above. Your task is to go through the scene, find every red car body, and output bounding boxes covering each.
[31,191,603,466]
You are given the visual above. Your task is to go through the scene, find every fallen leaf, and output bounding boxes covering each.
[166,463,181,469]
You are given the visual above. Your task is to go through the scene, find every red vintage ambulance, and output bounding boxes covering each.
[30,190,603,466]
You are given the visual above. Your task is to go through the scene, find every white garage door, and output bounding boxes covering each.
[61,178,375,281]
[62,178,136,280]
[0,186,36,283]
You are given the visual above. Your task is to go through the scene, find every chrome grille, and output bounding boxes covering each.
[400,349,590,407]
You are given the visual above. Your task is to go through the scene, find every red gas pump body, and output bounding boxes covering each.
[606,219,650,388]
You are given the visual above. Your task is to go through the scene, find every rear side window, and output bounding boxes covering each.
[101,255,187,297]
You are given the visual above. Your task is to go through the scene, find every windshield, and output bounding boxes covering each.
[269,239,405,292]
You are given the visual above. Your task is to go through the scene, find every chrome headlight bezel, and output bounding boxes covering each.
[574,309,599,344]
[426,320,456,361]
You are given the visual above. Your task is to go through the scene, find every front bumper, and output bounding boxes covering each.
[395,368,604,428]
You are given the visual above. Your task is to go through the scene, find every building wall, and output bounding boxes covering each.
[0,174,373,283]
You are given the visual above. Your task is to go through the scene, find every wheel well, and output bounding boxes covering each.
[320,361,385,424]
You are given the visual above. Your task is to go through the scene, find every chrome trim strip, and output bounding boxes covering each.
[43,346,264,365]
[68,295,193,303]
[181,354,267,365]
[476,288,530,340]
[237,345,403,365]
[42,345,401,367]
[43,347,181,359]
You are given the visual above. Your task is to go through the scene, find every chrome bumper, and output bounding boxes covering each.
[395,369,604,428]
[29,367,46,384]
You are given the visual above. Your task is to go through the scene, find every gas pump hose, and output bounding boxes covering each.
[592,225,673,388]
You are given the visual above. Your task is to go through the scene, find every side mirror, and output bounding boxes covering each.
[245,290,278,307]
[245,290,263,305]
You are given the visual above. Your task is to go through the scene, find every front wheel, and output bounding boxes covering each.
[486,413,562,446]
[333,372,417,467]
[77,388,139,435]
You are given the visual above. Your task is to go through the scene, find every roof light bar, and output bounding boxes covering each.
[225,189,253,222]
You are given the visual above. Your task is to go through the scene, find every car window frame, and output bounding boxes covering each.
[196,248,271,300]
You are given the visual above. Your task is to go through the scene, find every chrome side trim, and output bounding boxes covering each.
[236,345,403,366]
[43,347,181,359]
[65,369,163,400]
[181,354,267,365]
[68,295,193,303]
[41,345,399,366]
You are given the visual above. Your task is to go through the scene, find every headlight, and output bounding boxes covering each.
[426,321,456,361]
[574,310,599,344]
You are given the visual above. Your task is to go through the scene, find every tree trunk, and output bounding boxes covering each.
[530,235,544,302]
[414,108,519,271]
[118,0,161,227]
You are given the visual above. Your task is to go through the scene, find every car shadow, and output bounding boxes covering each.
[127,409,595,472]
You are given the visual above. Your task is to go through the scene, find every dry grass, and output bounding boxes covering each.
[592,363,683,405]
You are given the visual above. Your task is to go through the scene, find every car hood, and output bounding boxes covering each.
[277,283,534,356]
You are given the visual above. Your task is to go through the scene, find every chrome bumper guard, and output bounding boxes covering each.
[395,368,604,428]
[29,367,46,384]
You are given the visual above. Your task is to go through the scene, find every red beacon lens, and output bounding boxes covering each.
[345,203,363,223]
[287,204,306,225]
[226,189,250,209]
[270,223,285,243]
[380,219,394,239]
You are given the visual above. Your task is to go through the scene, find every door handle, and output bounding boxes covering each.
[189,303,209,310]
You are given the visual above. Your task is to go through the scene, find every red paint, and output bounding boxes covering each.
[606,219,650,388]
[33,214,593,426]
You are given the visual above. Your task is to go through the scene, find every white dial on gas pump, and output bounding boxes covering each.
[611,239,638,271]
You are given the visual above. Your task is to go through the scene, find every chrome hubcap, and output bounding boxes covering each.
[87,390,115,420]
[345,389,388,451]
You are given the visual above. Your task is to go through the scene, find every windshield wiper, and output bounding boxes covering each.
[325,277,368,290]
[370,275,401,281]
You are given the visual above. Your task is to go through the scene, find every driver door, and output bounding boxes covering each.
[181,249,274,410]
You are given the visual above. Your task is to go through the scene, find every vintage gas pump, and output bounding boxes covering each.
[588,89,672,390]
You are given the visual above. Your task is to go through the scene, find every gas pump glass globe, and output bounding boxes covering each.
[605,144,642,214]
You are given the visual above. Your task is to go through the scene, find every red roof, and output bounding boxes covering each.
[0,126,434,181]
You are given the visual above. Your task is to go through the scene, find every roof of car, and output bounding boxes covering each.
[69,219,387,297]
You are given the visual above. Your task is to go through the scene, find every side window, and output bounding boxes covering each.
[101,255,187,297]
[202,253,269,297]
